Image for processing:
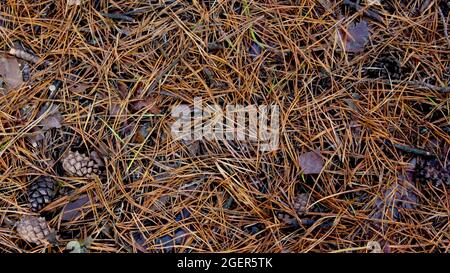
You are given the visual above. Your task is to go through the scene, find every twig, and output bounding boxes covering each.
[438,7,450,47]
[1,217,16,227]
[100,12,135,23]
[402,80,450,93]
[48,80,62,96]
[9,48,51,66]
[343,0,384,23]
[364,79,450,93]
[419,0,433,14]
[384,140,433,157]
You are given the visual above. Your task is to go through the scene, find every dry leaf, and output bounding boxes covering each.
[116,81,129,99]
[372,178,418,222]
[299,149,324,174]
[40,111,63,130]
[249,42,262,59]
[61,195,92,221]
[132,122,151,143]
[149,195,170,213]
[70,83,90,93]
[342,20,370,53]
[130,98,161,114]
[27,106,64,146]
[0,55,23,93]
[36,104,64,130]
[132,231,148,252]
[318,0,333,12]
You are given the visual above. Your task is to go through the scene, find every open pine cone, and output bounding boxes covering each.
[28,176,57,212]
[414,158,450,187]
[62,151,102,178]
[16,216,53,245]
[277,193,310,226]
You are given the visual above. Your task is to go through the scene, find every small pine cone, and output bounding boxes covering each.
[62,151,101,178]
[16,216,53,245]
[277,193,311,226]
[366,55,401,80]
[414,158,450,187]
[28,176,57,212]
[293,193,309,215]
[276,212,298,226]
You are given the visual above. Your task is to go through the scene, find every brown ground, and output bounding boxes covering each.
[0,0,449,253]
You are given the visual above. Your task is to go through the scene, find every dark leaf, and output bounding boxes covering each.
[298,149,324,174]
[27,106,64,146]
[39,111,63,130]
[249,42,262,59]
[0,55,23,93]
[373,179,418,222]
[61,195,92,221]
[130,98,161,114]
[343,20,370,53]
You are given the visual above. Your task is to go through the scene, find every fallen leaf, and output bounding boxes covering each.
[132,122,151,143]
[61,195,92,221]
[298,149,325,174]
[27,105,64,146]
[175,208,191,222]
[318,0,333,12]
[70,83,90,93]
[40,111,63,130]
[116,81,129,99]
[342,20,370,53]
[27,129,46,147]
[130,98,161,114]
[36,104,64,129]
[154,209,191,252]
[249,42,262,59]
[373,179,418,223]
[149,195,171,213]
[0,55,23,93]
[132,231,148,252]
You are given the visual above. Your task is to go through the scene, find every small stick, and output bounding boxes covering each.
[1,217,16,227]
[438,7,450,47]
[9,48,51,66]
[100,12,135,23]
[402,80,450,93]
[360,79,450,93]
[343,0,384,23]
[48,80,62,96]
[37,80,62,118]
[384,140,433,157]
[419,0,433,14]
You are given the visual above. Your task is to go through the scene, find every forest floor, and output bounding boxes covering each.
[0,0,449,253]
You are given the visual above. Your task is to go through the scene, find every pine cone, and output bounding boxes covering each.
[366,54,401,80]
[276,212,298,226]
[277,193,311,226]
[28,176,57,212]
[16,216,53,245]
[414,158,450,187]
[293,193,309,215]
[62,151,101,178]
